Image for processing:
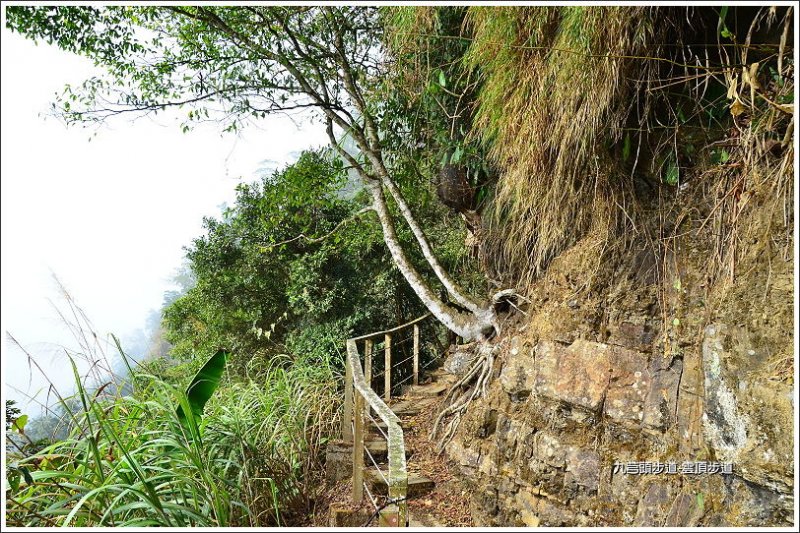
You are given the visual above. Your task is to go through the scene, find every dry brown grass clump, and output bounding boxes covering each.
[464,6,794,297]
[465,6,677,285]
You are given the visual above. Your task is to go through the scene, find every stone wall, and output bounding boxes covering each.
[444,329,794,526]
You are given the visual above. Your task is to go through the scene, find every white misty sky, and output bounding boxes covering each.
[0,26,328,413]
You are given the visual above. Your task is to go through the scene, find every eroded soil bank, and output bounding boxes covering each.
[443,181,794,526]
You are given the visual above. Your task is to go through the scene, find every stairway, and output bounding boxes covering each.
[326,362,471,527]
[364,383,441,493]
[362,369,458,526]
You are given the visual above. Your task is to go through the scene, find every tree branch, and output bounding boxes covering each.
[257,206,374,251]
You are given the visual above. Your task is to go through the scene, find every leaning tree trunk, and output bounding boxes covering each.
[316,30,508,449]
[324,117,499,342]
[374,160,487,316]
[351,150,505,450]
[364,180,496,341]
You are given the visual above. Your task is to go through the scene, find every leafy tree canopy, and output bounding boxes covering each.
[6,6,382,135]
[162,149,430,375]
[7,5,498,341]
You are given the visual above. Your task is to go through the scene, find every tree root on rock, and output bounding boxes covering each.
[431,342,497,453]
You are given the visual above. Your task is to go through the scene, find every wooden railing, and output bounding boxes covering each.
[341,313,437,527]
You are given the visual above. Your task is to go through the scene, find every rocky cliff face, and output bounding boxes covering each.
[443,228,794,526]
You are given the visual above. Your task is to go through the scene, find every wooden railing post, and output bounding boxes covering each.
[352,390,365,503]
[343,348,353,441]
[413,324,420,386]
[364,339,373,391]
[364,339,373,417]
[384,333,392,402]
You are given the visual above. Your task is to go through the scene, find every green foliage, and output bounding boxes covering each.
[5,399,22,431]
[622,133,632,162]
[380,6,495,198]
[5,349,339,527]
[662,155,680,186]
[177,349,228,424]
[165,151,334,356]
[161,149,426,373]
[6,400,34,495]
[7,4,484,308]
[5,6,383,133]
[11,414,29,433]
[711,148,731,165]
[718,6,733,39]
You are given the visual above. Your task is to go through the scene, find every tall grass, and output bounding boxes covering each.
[5,344,340,526]
[202,353,341,525]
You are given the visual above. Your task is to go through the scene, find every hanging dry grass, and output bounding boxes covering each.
[383,6,440,62]
[702,8,794,289]
[384,3,794,455]
[463,6,793,297]
[463,6,684,287]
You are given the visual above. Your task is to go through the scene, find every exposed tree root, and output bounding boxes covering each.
[430,342,496,452]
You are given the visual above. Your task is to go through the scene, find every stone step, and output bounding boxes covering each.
[363,438,411,463]
[329,504,372,527]
[369,420,388,433]
[427,367,451,379]
[368,419,418,435]
[368,417,425,435]
[409,511,446,527]
[365,470,435,499]
[406,382,450,397]
[365,402,432,434]
[389,396,436,417]
[387,399,423,417]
